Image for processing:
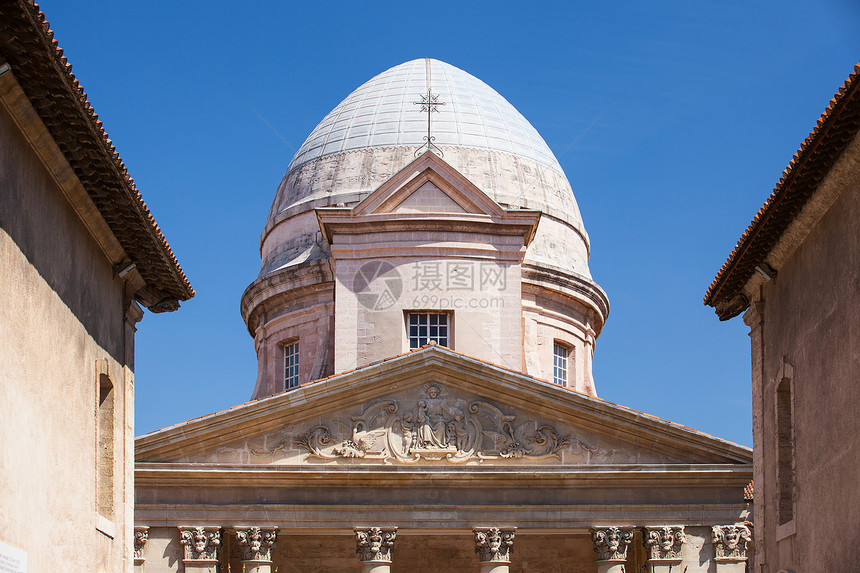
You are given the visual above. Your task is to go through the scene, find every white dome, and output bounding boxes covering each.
[287,59,563,175]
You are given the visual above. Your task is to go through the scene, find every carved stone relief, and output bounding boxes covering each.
[474,528,516,563]
[179,527,221,561]
[235,527,277,561]
[355,527,397,562]
[287,383,596,464]
[133,526,149,561]
[591,527,634,561]
[712,524,751,560]
[643,526,685,561]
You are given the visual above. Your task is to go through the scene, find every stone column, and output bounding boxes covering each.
[643,526,685,573]
[236,527,278,573]
[591,527,633,573]
[712,524,751,573]
[179,527,221,571]
[474,527,516,573]
[355,527,397,573]
[133,526,149,570]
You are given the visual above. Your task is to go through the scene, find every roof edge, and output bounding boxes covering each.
[0,1,194,309]
[705,62,860,319]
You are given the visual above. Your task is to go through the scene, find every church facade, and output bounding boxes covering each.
[134,60,752,573]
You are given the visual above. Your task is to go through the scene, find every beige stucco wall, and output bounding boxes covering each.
[752,173,860,572]
[0,94,134,571]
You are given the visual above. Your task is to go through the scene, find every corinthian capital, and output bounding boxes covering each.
[643,526,685,561]
[236,527,278,561]
[133,526,149,561]
[712,524,751,560]
[179,527,221,561]
[591,527,634,561]
[355,527,397,563]
[474,527,516,563]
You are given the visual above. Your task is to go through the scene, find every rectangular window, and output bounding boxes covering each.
[97,373,114,519]
[553,342,569,386]
[777,376,795,524]
[408,312,449,349]
[284,341,299,389]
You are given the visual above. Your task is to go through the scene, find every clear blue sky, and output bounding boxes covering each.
[43,1,859,446]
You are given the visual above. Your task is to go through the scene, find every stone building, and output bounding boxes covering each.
[706,63,860,573]
[0,2,193,571]
[135,59,752,572]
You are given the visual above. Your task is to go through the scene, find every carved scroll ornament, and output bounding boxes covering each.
[474,527,515,563]
[133,526,149,560]
[591,527,634,561]
[644,526,685,561]
[290,383,594,464]
[712,524,751,560]
[236,527,277,561]
[179,527,221,561]
[355,527,397,562]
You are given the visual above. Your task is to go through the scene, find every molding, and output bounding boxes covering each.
[135,347,752,464]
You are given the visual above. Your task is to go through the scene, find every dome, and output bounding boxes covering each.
[287,59,563,175]
[260,59,593,281]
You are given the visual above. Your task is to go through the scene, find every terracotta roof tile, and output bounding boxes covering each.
[0,1,194,310]
[705,63,860,319]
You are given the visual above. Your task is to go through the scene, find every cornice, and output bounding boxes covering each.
[136,347,751,464]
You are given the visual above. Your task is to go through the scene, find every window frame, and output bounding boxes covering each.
[552,341,571,387]
[406,311,452,350]
[282,339,300,390]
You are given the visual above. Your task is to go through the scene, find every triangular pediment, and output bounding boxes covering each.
[353,151,505,217]
[314,153,542,245]
[137,347,752,469]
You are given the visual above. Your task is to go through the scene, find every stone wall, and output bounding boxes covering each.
[753,169,860,572]
[0,84,133,571]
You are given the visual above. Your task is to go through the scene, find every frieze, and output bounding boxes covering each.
[474,527,515,563]
[644,526,685,561]
[235,527,277,561]
[179,527,221,561]
[712,524,751,560]
[283,383,599,464]
[591,527,634,561]
[355,527,397,562]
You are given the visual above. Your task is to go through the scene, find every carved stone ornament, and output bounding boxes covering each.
[236,527,277,561]
[179,527,221,561]
[591,527,634,561]
[712,524,751,561]
[355,527,397,562]
[133,526,149,561]
[287,383,595,464]
[644,526,685,561]
[474,527,516,563]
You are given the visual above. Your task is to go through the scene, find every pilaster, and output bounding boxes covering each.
[743,298,766,573]
[591,527,633,573]
[474,527,516,573]
[355,527,397,573]
[643,526,685,573]
[236,527,278,573]
[179,527,221,571]
[712,524,751,573]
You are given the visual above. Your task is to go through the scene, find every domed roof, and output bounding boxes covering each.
[261,59,595,282]
[287,59,563,176]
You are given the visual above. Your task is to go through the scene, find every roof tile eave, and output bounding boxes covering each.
[705,62,860,316]
[0,1,194,304]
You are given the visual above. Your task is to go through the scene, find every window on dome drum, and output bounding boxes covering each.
[553,342,570,386]
[283,341,299,389]
[408,312,449,349]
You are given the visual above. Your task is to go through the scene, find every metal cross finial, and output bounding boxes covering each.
[413,87,445,157]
